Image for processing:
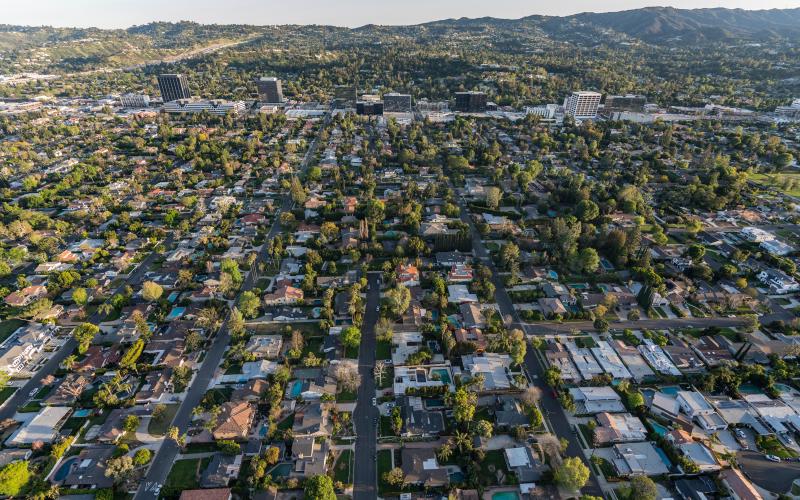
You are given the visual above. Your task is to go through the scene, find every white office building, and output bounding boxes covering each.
[162,99,246,116]
[563,91,601,120]
[119,93,150,108]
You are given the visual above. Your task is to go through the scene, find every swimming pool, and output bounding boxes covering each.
[774,383,794,393]
[72,409,91,418]
[268,463,292,478]
[53,457,77,482]
[449,471,465,483]
[649,419,668,436]
[288,380,303,398]
[654,446,673,468]
[165,307,186,321]
[431,368,451,384]
[660,386,680,396]
[492,492,520,500]
[167,291,180,303]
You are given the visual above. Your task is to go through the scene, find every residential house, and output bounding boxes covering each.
[666,429,720,472]
[569,387,625,414]
[263,286,304,305]
[401,448,449,488]
[593,412,647,445]
[291,435,328,478]
[461,353,512,390]
[201,453,243,488]
[57,445,115,490]
[7,406,71,445]
[213,401,255,440]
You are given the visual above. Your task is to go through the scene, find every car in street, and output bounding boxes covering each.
[376,305,380,312]
[372,397,377,406]
[765,454,782,462]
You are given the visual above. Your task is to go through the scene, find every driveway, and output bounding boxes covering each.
[737,450,800,494]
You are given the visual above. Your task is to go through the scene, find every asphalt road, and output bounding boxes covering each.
[134,114,328,500]
[0,234,175,422]
[352,273,381,500]
[455,193,605,497]
[737,450,800,494]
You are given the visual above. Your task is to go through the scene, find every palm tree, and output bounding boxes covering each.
[437,442,453,462]
[453,430,472,453]
[62,355,76,370]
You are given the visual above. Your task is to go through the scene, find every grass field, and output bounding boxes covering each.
[750,172,800,198]
[377,449,393,495]
[147,404,179,436]
[0,319,25,343]
[162,457,211,498]
[333,449,353,484]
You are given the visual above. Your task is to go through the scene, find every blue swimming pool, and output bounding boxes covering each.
[167,291,180,303]
[649,419,668,436]
[165,307,186,321]
[53,457,77,481]
[449,471,465,483]
[72,409,91,418]
[431,368,451,384]
[492,492,520,500]
[288,380,303,398]
[655,446,673,468]
[660,386,680,396]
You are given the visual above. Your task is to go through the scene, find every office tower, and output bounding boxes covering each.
[356,101,383,116]
[563,91,602,120]
[454,91,487,113]
[157,74,191,103]
[383,93,413,113]
[333,85,357,108]
[604,94,647,113]
[120,93,150,108]
[256,77,284,103]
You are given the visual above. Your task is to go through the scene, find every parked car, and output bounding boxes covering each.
[765,454,781,463]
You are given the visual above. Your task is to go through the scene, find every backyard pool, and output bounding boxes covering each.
[288,380,303,398]
[738,383,761,394]
[268,463,292,478]
[660,386,680,396]
[431,368,452,384]
[425,398,445,409]
[167,291,180,303]
[72,409,91,418]
[492,492,520,500]
[649,419,669,436]
[165,307,186,321]
[53,457,77,482]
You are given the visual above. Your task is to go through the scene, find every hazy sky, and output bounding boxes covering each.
[7,0,800,28]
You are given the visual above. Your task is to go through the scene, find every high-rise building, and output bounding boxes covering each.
[256,77,284,103]
[604,94,647,113]
[454,91,487,113]
[356,101,384,116]
[563,91,602,120]
[333,85,357,108]
[383,93,413,113]
[157,74,191,103]
[120,93,150,108]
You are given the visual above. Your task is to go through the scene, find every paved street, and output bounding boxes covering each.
[737,450,800,494]
[455,193,604,497]
[352,273,380,500]
[134,115,327,500]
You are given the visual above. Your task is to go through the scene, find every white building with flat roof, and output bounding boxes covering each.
[564,91,601,120]
[7,406,71,445]
[591,341,632,379]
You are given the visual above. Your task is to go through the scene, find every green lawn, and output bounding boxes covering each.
[333,449,353,484]
[337,388,357,402]
[162,457,210,498]
[750,172,800,197]
[277,413,295,431]
[756,435,799,459]
[376,366,394,390]
[147,404,178,436]
[0,319,24,343]
[479,449,511,483]
[0,387,16,405]
[377,449,393,495]
[376,340,391,360]
[379,415,394,437]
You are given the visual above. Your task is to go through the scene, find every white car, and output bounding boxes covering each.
[765,454,781,463]
[372,397,377,406]
[375,305,380,312]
